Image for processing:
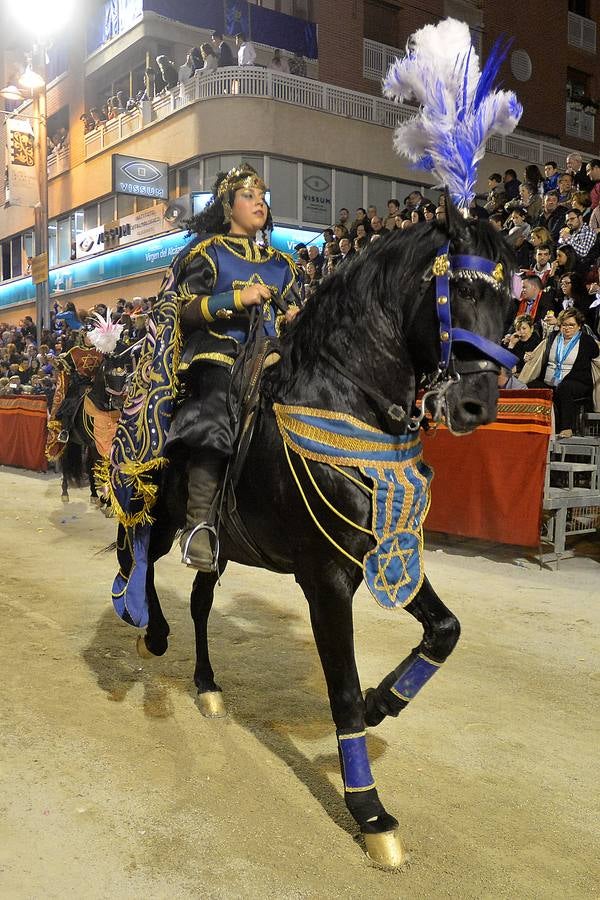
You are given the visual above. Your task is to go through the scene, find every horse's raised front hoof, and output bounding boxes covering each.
[136,634,157,659]
[61,494,69,504]
[363,688,386,727]
[197,690,227,718]
[362,815,405,868]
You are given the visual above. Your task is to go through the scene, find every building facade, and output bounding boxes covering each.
[0,0,598,323]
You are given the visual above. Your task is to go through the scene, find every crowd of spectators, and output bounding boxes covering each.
[82,34,307,132]
[299,157,600,340]
[0,297,155,407]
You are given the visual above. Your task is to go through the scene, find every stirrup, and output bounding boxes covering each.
[57,429,69,443]
[181,522,220,569]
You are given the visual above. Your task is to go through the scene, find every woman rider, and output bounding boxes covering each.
[163,164,301,570]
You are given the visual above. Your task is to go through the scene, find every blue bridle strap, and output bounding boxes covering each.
[433,243,518,373]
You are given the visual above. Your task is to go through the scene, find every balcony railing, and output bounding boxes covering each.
[84,67,411,157]
[363,38,402,82]
[565,101,595,142]
[47,146,70,179]
[83,66,584,170]
[568,10,597,53]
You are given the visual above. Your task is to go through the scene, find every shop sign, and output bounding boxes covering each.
[75,207,168,259]
[112,153,169,199]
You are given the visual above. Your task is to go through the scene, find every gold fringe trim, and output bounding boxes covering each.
[95,456,170,528]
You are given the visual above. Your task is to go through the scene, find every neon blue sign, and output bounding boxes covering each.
[0,225,324,310]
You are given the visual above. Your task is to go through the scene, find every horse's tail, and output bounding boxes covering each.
[61,439,84,486]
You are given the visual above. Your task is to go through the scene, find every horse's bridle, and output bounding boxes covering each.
[408,242,518,430]
[321,240,518,434]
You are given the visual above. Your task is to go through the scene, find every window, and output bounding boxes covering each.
[24,232,34,260]
[569,0,588,16]
[136,196,154,211]
[179,162,201,195]
[84,205,98,230]
[57,217,72,263]
[99,197,116,225]
[73,211,85,238]
[335,170,363,219]
[11,237,22,278]
[270,157,298,220]
[48,222,57,267]
[1,241,11,281]
[366,176,393,219]
[117,193,135,218]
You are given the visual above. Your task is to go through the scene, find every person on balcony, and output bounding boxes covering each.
[235,32,257,67]
[268,49,289,73]
[156,55,179,92]
[211,32,235,67]
[288,51,307,77]
[199,44,219,74]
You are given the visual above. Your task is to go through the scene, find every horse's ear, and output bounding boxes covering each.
[443,189,467,238]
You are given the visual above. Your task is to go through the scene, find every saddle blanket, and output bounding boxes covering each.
[274,404,433,609]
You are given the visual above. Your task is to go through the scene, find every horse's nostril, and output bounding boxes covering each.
[463,400,484,417]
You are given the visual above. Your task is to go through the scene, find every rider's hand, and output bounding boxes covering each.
[239,284,272,307]
[284,306,300,324]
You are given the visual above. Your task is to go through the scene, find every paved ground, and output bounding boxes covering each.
[1,466,599,899]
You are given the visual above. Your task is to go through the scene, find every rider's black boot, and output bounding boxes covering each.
[180,458,223,571]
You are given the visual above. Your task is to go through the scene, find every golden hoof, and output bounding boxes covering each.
[364,829,405,868]
[197,690,226,718]
[136,634,156,659]
[61,495,69,504]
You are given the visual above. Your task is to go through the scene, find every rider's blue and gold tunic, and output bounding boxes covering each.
[167,233,301,454]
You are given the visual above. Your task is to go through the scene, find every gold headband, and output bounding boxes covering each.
[217,165,268,222]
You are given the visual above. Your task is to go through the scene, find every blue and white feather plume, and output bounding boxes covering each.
[383,18,523,209]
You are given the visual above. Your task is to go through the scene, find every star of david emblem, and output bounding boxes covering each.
[372,537,414,605]
[233,274,278,322]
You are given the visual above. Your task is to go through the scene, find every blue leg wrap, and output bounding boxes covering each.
[337,731,376,793]
[390,653,441,702]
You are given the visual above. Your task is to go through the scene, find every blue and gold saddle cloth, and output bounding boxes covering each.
[273,404,433,609]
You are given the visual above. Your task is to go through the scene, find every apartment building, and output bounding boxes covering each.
[0,0,598,323]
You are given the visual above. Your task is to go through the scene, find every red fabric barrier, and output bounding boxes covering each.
[423,390,552,547]
[0,395,48,472]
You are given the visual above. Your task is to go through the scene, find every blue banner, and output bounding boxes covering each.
[250,5,318,59]
[143,0,224,32]
[86,0,143,55]
[225,0,249,37]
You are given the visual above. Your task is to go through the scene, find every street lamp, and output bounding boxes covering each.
[5,0,76,344]
[0,78,47,342]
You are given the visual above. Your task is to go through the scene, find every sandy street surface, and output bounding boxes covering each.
[1,465,599,900]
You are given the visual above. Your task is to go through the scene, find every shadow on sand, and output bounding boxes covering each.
[82,589,390,840]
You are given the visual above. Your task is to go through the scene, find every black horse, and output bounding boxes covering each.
[61,353,131,504]
[134,204,515,864]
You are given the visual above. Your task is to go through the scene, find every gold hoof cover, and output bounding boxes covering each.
[364,829,405,868]
[136,634,156,659]
[197,690,227,718]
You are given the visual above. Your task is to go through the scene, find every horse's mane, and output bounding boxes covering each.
[271,215,513,396]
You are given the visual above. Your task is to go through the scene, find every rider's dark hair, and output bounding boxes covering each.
[187,171,273,239]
